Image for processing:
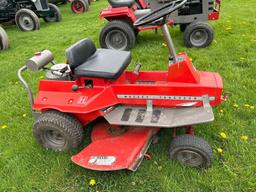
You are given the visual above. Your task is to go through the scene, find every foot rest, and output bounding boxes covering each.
[104,105,214,128]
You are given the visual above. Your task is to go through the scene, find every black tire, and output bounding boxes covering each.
[179,23,189,32]
[169,134,213,169]
[43,3,62,22]
[100,20,136,51]
[0,26,9,50]
[184,22,214,48]
[71,0,89,14]
[33,110,83,151]
[15,9,40,31]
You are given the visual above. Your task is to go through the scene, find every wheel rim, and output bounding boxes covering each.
[19,14,35,31]
[190,29,208,47]
[44,129,66,148]
[71,1,85,14]
[176,150,204,167]
[105,29,128,50]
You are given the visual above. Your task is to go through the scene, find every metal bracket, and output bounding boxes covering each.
[202,95,211,113]
[146,100,153,112]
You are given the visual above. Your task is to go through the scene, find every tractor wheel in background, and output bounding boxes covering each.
[0,26,9,50]
[100,20,136,51]
[33,110,83,151]
[179,23,189,32]
[43,3,62,22]
[184,22,214,48]
[15,9,40,31]
[169,134,213,169]
[71,0,89,14]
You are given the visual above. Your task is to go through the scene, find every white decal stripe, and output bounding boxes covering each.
[117,94,215,101]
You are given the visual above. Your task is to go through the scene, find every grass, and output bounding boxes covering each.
[0,0,256,191]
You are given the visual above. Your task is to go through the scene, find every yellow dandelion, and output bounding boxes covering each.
[244,104,250,108]
[1,125,8,129]
[15,81,18,85]
[89,179,96,186]
[22,114,27,117]
[240,57,245,60]
[233,104,239,108]
[219,132,227,139]
[162,43,167,47]
[250,106,254,109]
[220,109,224,113]
[240,135,248,141]
[189,58,193,62]
[217,148,223,153]
[40,75,44,79]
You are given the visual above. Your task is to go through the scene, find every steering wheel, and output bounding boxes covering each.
[134,0,187,27]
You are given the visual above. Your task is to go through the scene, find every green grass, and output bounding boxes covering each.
[0,0,256,191]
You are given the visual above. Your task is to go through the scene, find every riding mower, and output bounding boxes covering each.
[19,0,224,171]
[99,0,221,50]
[0,0,62,31]
[0,25,9,51]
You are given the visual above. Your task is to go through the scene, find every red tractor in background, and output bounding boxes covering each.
[19,0,224,171]
[99,0,221,50]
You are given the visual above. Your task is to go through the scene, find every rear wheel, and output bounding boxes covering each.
[71,0,89,14]
[184,22,214,48]
[43,3,62,22]
[100,20,136,51]
[0,26,9,50]
[15,9,40,31]
[169,134,213,168]
[33,110,83,151]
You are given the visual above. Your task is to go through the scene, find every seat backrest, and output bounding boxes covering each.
[66,38,96,69]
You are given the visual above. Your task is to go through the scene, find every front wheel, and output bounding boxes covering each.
[0,26,9,50]
[184,22,214,48]
[169,134,213,169]
[100,20,136,51]
[33,110,84,151]
[43,3,62,22]
[71,0,89,14]
[15,9,40,31]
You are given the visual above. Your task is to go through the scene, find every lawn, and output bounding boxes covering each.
[0,0,256,191]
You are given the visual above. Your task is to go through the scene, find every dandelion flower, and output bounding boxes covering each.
[22,114,27,117]
[244,104,250,108]
[240,135,248,141]
[217,148,223,153]
[250,106,254,109]
[162,43,167,47]
[1,125,8,129]
[89,179,96,186]
[40,75,44,79]
[233,104,239,108]
[220,109,224,113]
[219,132,227,139]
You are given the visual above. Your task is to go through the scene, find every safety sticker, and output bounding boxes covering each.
[88,156,116,166]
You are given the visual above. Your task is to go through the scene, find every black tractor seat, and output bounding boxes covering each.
[66,38,131,79]
[108,0,135,8]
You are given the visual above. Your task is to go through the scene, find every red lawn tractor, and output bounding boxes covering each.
[19,0,223,171]
[99,0,221,50]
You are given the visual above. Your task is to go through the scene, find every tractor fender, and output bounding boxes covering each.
[100,6,137,23]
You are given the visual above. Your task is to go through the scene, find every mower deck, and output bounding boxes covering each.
[72,122,157,171]
[104,96,214,128]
